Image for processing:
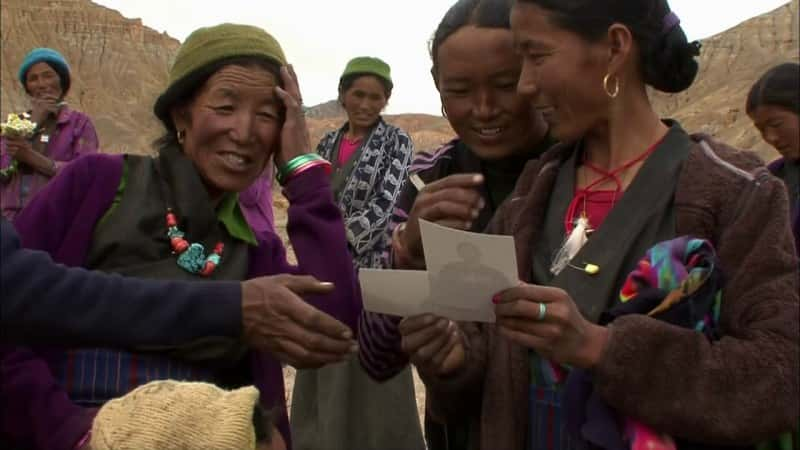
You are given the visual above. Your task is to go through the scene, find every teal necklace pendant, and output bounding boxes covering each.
[165,209,223,277]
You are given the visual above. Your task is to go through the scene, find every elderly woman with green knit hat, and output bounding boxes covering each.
[0,47,99,220]
[291,56,422,450]
[2,24,361,450]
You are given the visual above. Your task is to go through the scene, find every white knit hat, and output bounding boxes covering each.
[90,380,260,450]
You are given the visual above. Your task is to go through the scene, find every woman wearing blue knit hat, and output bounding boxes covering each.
[0,47,99,220]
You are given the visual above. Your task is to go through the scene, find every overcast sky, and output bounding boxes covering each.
[94,0,790,115]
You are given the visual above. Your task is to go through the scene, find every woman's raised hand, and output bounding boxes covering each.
[274,64,312,167]
[399,174,485,268]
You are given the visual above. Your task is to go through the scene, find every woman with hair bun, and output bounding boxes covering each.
[397,1,799,449]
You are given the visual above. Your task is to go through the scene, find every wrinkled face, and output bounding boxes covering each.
[172,64,282,197]
[436,26,546,160]
[511,3,611,143]
[749,105,800,160]
[341,75,388,130]
[25,62,63,100]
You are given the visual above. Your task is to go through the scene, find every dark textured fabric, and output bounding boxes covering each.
[768,158,799,255]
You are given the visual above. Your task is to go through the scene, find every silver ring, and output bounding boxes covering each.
[537,302,547,321]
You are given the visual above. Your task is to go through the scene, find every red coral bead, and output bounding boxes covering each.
[213,243,224,254]
[171,237,189,253]
[166,213,177,227]
[200,261,216,276]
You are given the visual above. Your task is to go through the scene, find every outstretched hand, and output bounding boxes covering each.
[241,274,358,369]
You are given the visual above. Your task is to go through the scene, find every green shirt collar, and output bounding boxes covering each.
[217,193,258,246]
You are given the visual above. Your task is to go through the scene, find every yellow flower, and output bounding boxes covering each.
[0,113,37,138]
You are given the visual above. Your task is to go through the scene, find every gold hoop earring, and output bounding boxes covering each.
[603,73,620,98]
[176,130,185,144]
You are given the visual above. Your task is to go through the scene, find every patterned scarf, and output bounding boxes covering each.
[565,236,723,450]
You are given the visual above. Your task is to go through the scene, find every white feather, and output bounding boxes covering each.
[550,216,590,275]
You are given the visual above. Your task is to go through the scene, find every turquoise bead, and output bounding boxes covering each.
[177,243,206,273]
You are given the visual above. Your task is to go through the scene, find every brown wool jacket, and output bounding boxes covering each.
[419,135,800,450]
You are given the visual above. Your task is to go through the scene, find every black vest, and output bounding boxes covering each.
[86,145,251,371]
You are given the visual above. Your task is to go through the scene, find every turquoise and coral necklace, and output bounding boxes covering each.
[165,209,224,276]
[157,169,224,277]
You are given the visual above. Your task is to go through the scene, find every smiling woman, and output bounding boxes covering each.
[2,23,362,450]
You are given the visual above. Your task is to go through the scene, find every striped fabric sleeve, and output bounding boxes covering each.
[358,311,409,381]
[380,140,457,268]
[359,141,457,381]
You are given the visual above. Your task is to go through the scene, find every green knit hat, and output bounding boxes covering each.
[154,23,287,130]
[340,56,393,90]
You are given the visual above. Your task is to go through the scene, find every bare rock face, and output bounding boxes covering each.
[651,0,799,160]
[1,0,796,161]
[304,99,344,119]
[1,0,179,155]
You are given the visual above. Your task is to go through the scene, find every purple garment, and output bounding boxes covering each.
[0,107,99,221]
[3,153,361,450]
[767,158,800,255]
[239,164,275,235]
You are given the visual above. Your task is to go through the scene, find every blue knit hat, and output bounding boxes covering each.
[18,48,71,95]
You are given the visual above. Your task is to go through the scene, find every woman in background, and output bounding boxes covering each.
[291,56,421,450]
[1,47,99,220]
[747,62,799,252]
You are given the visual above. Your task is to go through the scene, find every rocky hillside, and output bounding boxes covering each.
[1,0,796,159]
[306,109,453,153]
[651,0,799,159]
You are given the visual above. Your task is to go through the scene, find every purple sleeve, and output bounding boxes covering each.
[1,347,95,450]
[53,114,99,174]
[248,165,361,332]
[239,168,275,235]
[0,137,10,169]
[2,218,241,347]
[14,153,121,265]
